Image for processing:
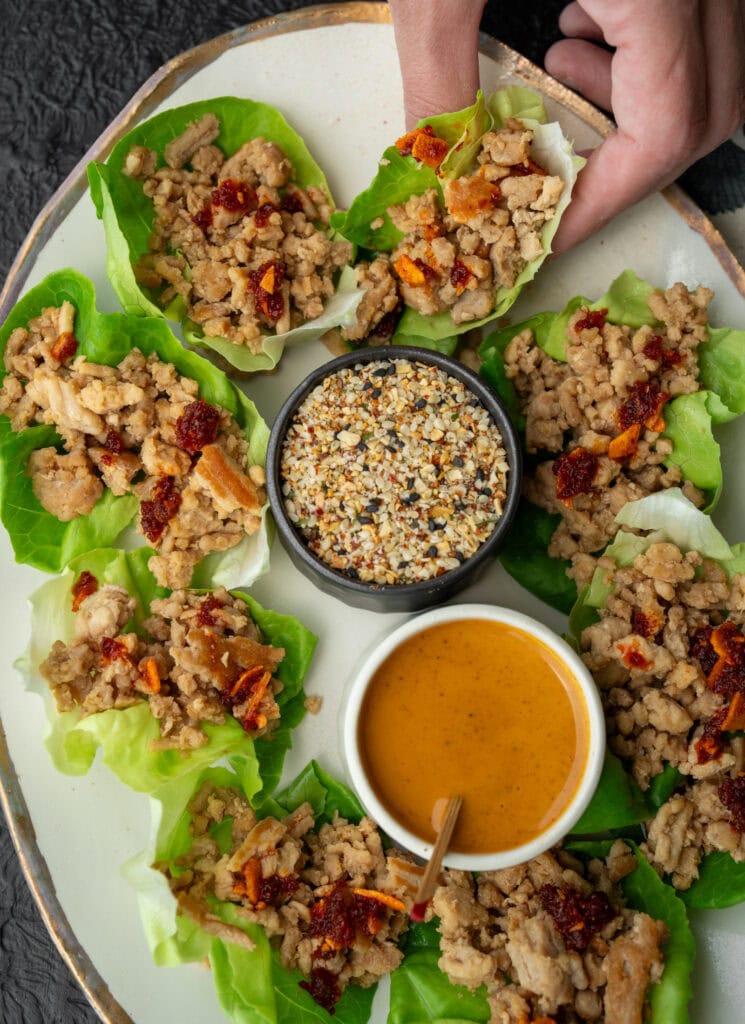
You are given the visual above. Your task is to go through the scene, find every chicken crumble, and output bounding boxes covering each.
[125,114,353,351]
[433,843,666,1024]
[161,779,417,1013]
[575,539,745,889]
[41,581,284,751]
[0,301,266,588]
[504,284,711,566]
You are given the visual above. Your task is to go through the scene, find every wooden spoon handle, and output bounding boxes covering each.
[410,795,463,921]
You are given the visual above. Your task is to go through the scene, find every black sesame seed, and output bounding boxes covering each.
[365,501,379,512]
[385,444,397,453]
[409,491,421,502]
[397,560,409,569]
[453,456,464,467]
[427,545,438,558]
[386,364,396,376]
[356,441,368,451]
[482,486,493,497]
[428,519,438,531]
[373,367,388,377]
[406,476,415,489]
[387,428,397,437]
[455,551,466,563]
[346,567,360,580]
[362,381,372,391]
[415,398,427,410]
[476,467,485,481]
[372,387,382,398]
[358,515,373,524]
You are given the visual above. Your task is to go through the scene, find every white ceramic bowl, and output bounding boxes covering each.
[343,603,606,871]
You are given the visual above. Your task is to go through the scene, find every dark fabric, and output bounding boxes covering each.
[1,1,739,1022]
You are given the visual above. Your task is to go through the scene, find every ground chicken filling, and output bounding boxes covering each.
[575,540,745,890]
[503,283,711,565]
[341,119,565,345]
[0,301,266,588]
[161,780,418,1012]
[40,581,284,750]
[123,113,353,351]
[432,843,666,1024]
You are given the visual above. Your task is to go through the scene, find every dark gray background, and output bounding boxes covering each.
[0,2,740,1022]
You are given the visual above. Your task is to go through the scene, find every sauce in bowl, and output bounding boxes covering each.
[349,610,602,865]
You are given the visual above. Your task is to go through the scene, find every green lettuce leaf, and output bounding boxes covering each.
[127,762,375,1024]
[332,88,583,344]
[570,751,652,834]
[614,488,733,560]
[497,499,577,613]
[680,851,745,909]
[388,921,490,1024]
[699,324,745,415]
[21,548,315,794]
[88,96,359,372]
[568,841,694,1024]
[0,268,269,580]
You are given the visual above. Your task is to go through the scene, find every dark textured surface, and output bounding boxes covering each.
[0,1,740,1022]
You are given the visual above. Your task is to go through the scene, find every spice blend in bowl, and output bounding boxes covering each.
[267,347,521,611]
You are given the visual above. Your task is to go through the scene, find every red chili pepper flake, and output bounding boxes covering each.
[192,206,213,231]
[365,309,399,343]
[574,308,607,333]
[642,335,664,362]
[718,776,745,833]
[450,259,473,292]
[140,476,182,543]
[234,855,300,907]
[632,609,664,643]
[196,594,224,627]
[696,707,728,764]
[299,967,341,1014]
[395,124,436,157]
[50,332,78,363]
[211,178,257,213]
[221,665,272,732]
[694,622,745,695]
[71,570,98,612]
[617,637,653,671]
[618,381,670,432]
[552,447,598,502]
[508,158,548,177]
[711,621,745,664]
[538,884,615,952]
[249,259,287,321]
[690,627,718,676]
[104,429,125,454]
[175,399,221,454]
[254,202,277,228]
[280,191,305,214]
[100,636,129,665]
[413,258,438,283]
[310,881,356,948]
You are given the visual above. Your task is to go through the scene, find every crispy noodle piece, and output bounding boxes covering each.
[432,843,666,1024]
[161,780,417,1013]
[0,303,266,587]
[40,585,284,751]
[503,284,712,567]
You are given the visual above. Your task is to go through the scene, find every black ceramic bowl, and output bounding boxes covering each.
[266,346,522,612]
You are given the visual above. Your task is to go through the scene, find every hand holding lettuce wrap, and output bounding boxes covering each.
[480,270,745,611]
[568,490,745,908]
[331,88,583,351]
[22,547,316,797]
[88,97,362,373]
[0,269,270,587]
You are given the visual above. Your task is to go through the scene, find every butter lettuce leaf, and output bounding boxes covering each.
[570,751,652,834]
[0,269,269,581]
[89,96,358,372]
[496,499,577,613]
[680,851,745,909]
[332,88,582,344]
[126,762,374,1024]
[21,547,315,795]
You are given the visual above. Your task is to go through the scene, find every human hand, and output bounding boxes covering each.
[546,0,745,252]
[389,0,487,128]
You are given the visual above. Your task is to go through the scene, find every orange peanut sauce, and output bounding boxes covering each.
[358,619,590,854]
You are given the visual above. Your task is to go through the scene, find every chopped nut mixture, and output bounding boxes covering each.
[0,301,266,588]
[387,119,564,326]
[575,538,745,888]
[124,114,353,351]
[162,780,416,1013]
[280,359,509,584]
[433,842,666,1024]
[504,284,711,565]
[41,582,284,751]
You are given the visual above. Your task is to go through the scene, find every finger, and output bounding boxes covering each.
[700,0,745,146]
[544,39,613,111]
[558,2,605,41]
[552,130,682,253]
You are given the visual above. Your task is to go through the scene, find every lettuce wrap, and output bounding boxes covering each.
[331,88,584,349]
[389,841,694,1024]
[126,761,381,1024]
[21,547,316,796]
[480,270,745,611]
[568,490,745,908]
[88,97,361,372]
[0,268,270,584]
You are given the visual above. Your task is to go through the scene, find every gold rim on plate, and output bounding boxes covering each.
[1,4,744,1022]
